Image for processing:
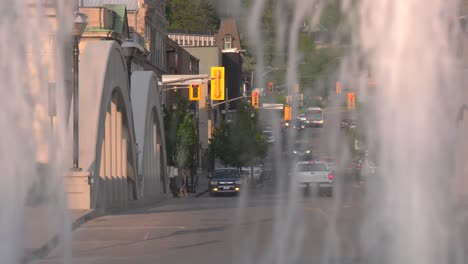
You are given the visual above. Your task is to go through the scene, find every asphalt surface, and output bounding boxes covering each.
[34,110,364,264]
[33,176,364,264]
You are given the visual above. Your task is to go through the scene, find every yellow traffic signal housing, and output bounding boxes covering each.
[210,67,225,100]
[252,91,260,109]
[189,84,201,101]
[347,92,356,110]
[336,81,342,94]
[283,105,292,121]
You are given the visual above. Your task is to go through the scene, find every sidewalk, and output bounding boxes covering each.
[23,205,100,262]
[24,174,210,262]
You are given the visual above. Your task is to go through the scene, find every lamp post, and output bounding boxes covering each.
[72,12,88,171]
[121,41,139,90]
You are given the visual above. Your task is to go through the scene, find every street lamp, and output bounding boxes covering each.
[121,41,140,89]
[250,67,279,92]
[72,12,88,171]
[261,67,279,77]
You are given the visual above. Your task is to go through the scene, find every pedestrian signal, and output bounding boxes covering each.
[268,82,273,94]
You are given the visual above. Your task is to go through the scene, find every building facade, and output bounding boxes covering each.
[80,0,167,76]
[168,30,217,47]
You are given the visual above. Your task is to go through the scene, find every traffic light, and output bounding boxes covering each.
[252,91,260,109]
[347,92,356,110]
[210,67,225,100]
[189,84,201,101]
[268,82,273,94]
[336,81,342,94]
[283,105,292,121]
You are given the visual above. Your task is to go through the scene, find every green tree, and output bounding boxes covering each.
[210,101,268,168]
[167,0,219,32]
[167,0,197,30]
[163,96,191,166]
[176,113,198,172]
[195,0,219,32]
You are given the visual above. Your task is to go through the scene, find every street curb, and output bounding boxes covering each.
[195,189,209,197]
[23,209,103,264]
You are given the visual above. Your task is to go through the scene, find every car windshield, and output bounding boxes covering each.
[297,163,328,171]
[320,158,336,164]
[293,143,309,151]
[213,169,240,179]
[305,110,323,121]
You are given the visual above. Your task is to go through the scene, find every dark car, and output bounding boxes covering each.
[341,119,357,130]
[293,118,306,131]
[291,142,313,161]
[209,168,242,196]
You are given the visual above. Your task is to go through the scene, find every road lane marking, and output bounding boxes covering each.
[81,226,188,230]
[304,207,329,220]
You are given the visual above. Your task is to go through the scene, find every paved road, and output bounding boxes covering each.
[34,109,364,264]
[34,175,364,264]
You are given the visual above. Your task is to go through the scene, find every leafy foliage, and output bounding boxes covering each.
[167,0,219,32]
[163,96,195,166]
[176,113,198,170]
[210,101,268,168]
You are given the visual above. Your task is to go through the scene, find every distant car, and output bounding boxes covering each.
[209,168,242,196]
[341,119,357,130]
[297,114,307,122]
[241,166,263,180]
[262,130,275,143]
[282,120,291,129]
[291,161,333,196]
[291,143,312,160]
[293,118,306,130]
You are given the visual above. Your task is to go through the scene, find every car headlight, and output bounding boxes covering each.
[210,181,218,185]
[285,122,290,127]
[306,150,310,154]
[235,180,242,184]
[301,126,305,128]
[293,151,298,154]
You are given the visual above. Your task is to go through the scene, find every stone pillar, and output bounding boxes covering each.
[111,100,118,204]
[116,108,123,203]
[65,171,91,209]
[104,110,112,205]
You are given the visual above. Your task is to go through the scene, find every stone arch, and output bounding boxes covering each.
[79,40,139,210]
[131,71,167,201]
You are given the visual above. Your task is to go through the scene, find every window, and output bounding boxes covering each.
[145,23,151,39]
[223,34,232,49]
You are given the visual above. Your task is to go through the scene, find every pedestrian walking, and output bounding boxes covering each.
[179,168,188,197]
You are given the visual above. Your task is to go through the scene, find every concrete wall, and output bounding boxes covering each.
[184,47,222,75]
